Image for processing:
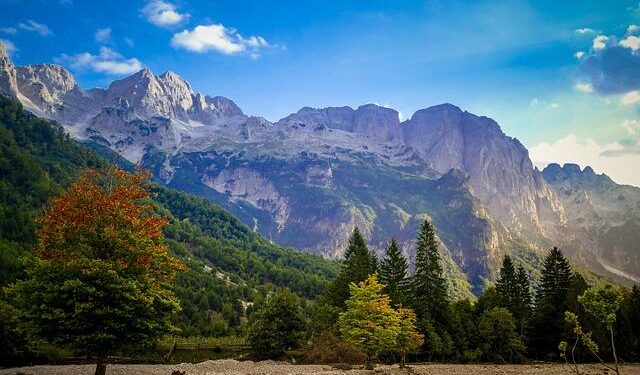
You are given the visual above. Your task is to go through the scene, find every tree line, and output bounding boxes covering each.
[247,221,640,369]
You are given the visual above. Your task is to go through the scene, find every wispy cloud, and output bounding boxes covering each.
[18,20,52,36]
[171,24,273,57]
[621,90,640,106]
[0,27,17,35]
[94,28,111,43]
[575,28,595,35]
[141,0,188,27]
[57,47,143,75]
[574,82,594,94]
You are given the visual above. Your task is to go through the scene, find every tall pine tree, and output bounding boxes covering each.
[495,255,531,336]
[515,265,532,336]
[324,227,378,308]
[496,255,518,309]
[410,219,451,359]
[530,247,573,360]
[379,238,409,307]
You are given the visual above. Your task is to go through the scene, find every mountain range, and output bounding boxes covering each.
[1,42,638,295]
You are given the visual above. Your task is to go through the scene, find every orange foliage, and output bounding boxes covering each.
[36,167,183,281]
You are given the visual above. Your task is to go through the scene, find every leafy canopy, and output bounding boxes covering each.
[11,167,183,358]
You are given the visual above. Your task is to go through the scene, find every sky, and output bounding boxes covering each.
[1,0,640,186]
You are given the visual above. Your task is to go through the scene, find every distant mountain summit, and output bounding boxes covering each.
[1,41,638,293]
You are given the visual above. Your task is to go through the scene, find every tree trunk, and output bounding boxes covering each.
[400,353,406,368]
[364,353,373,370]
[610,327,619,375]
[95,356,107,375]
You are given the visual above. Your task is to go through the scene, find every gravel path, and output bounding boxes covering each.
[2,360,640,375]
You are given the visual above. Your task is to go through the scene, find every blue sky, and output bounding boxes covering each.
[1,0,640,185]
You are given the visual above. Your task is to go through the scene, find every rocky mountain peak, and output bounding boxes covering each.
[353,104,400,141]
[542,163,616,190]
[0,41,19,98]
[207,96,244,118]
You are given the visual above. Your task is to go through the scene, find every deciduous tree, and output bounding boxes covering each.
[338,274,400,370]
[11,168,183,375]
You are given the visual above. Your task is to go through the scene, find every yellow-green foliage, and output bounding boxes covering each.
[338,274,422,369]
[338,275,400,367]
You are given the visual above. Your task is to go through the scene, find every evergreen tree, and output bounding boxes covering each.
[324,227,378,308]
[496,255,518,309]
[410,219,451,359]
[530,247,573,360]
[379,238,409,307]
[515,265,532,335]
[495,256,531,335]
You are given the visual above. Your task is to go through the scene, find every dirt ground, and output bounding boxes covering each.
[1,360,640,375]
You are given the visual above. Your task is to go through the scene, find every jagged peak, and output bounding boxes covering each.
[0,41,9,59]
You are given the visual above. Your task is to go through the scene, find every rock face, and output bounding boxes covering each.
[542,163,640,282]
[1,41,638,292]
[0,43,19,98]
[402,104,566,239]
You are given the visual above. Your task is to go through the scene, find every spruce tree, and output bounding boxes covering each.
[379,238,409,307]
[495,256,531,335]
[515,265,532,335]
[496,255,518,310]
[324,227,378,308]
[410,219,450,358]
[530,246,573,360]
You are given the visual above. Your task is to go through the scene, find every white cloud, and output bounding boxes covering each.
[619,35,640,51]
[592,35,608,50]
[574,82,594,94]
[141,0,187,27]
[623,119,640,134]
[548,102,559,109]
[171,24,270,56]
[18,20,52,36]
[530,134,640,187]
[628,24,639,34]
[575,28,595,35]
[0,39,16,55]
[621,90,640,106]
[575,51,584,59]
[94,28,112,43]
[124,37,134,48]
[58,47,143,75]
[0,27,17,35]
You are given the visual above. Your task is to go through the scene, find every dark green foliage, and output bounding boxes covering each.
[248,290,306,359]
[410,219,451,359]
[477,307,525,363]
[323,227,378,309]
[616,285,640,361]
[411,219,449,317]
[379,238,408,307]
[530,247,573,360]
[495,256,531,335]
[0,97,337,349]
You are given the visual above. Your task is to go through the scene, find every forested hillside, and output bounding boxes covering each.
[0,96,338,338]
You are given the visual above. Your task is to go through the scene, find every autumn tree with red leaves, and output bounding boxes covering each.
[10,167,183,375]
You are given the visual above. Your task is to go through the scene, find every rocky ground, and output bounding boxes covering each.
[1,360,639,375]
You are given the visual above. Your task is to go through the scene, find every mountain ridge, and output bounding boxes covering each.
[1,41,638,292]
